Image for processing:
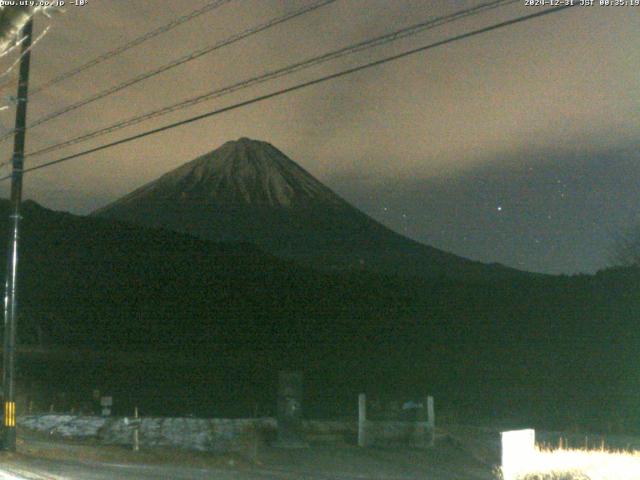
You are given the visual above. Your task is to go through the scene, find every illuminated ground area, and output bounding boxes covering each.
[4,425,640,479]
[507,447,640,480]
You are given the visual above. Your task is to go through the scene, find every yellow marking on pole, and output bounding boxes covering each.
[4,401,15,427]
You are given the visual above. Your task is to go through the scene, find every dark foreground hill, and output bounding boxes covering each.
[2,200,639,431]
[93,138,526,281]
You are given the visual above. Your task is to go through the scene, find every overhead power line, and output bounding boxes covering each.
[26,0,519,159]
[0,4,576,182]
[28,0,234,97]
[0,0,337,143]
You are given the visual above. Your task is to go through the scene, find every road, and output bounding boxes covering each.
[0,459,262,480]
[0,432,495,479]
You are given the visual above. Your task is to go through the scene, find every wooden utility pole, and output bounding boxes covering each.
[2,16,33,452]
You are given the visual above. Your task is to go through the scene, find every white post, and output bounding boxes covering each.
[358,393,367,447]
[133,406,140,452]
[426,396,435,447]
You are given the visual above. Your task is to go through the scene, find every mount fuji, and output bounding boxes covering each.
[93,137,523,279]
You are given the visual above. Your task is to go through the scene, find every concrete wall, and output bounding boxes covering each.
[18,414,429,452]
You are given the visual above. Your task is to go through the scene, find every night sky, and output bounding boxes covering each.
[0,0,637,275]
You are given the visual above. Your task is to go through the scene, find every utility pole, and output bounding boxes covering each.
[2,17,33,452]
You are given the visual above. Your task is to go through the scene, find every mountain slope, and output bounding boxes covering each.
[93,137,526,279]
[0,200,638,428]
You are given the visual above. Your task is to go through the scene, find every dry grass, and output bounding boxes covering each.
[500,445,640,480]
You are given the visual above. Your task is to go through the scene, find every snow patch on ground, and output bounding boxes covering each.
[20,414,107,438]
[19,415,276,452]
